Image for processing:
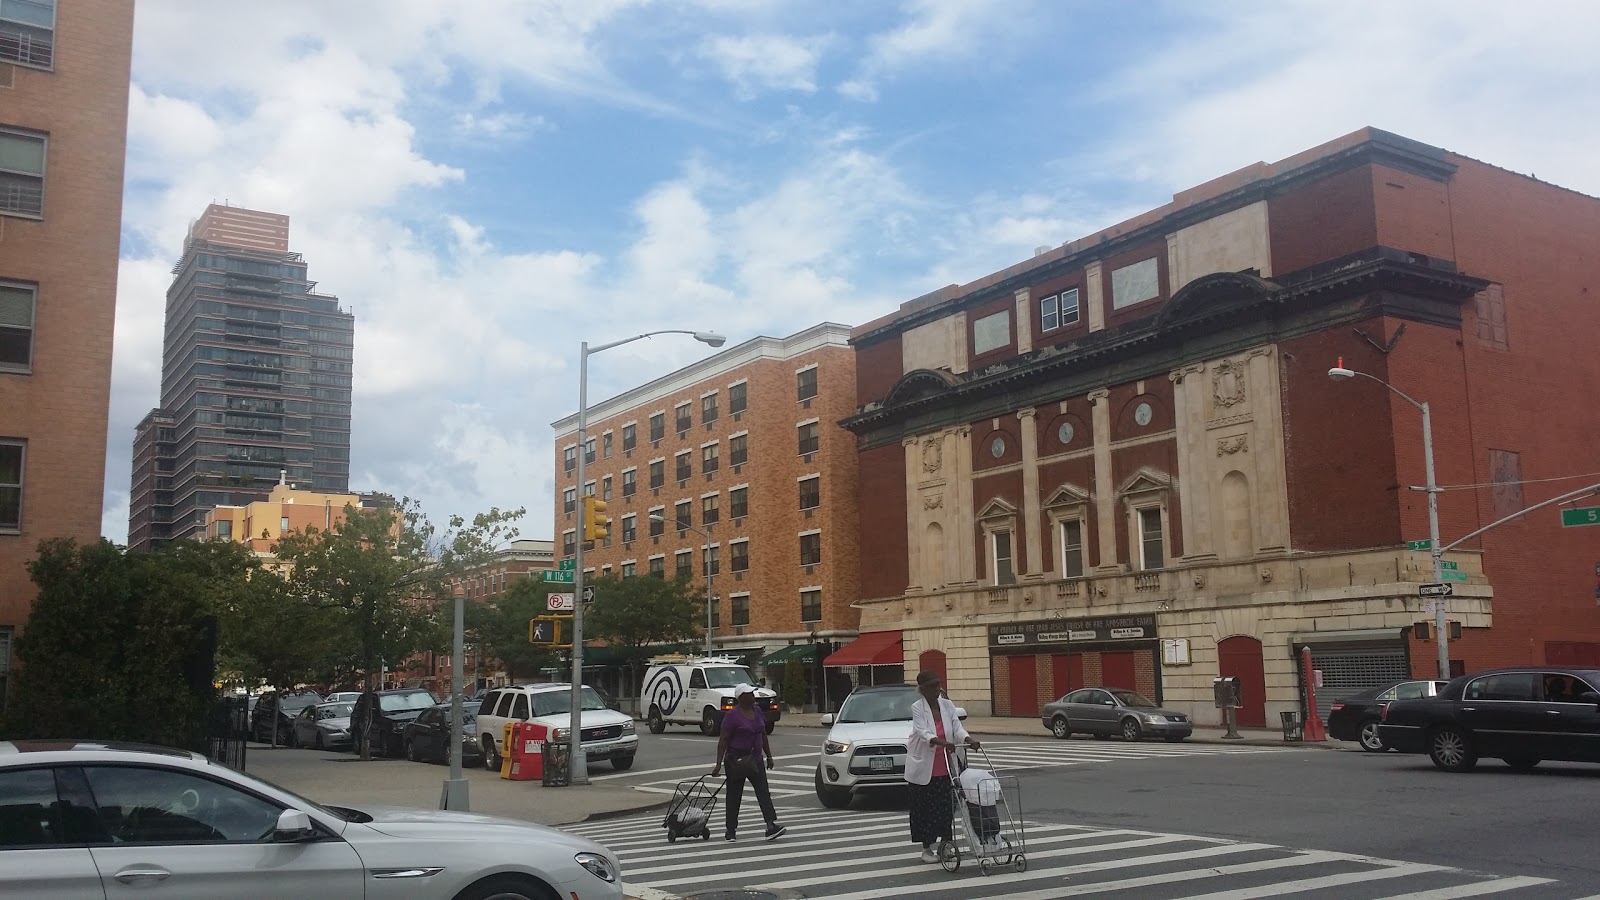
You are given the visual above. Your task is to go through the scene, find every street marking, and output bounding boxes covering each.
[1382,878,1560,899]
[964,848,1342,900]
[588,750,815,781]
[1175,862,1448,899]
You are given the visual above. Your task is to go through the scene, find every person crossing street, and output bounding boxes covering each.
[711,683,787,842]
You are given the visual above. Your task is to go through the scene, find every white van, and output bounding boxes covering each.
[642,655,781,735]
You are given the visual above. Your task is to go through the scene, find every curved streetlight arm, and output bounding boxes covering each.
[1442,482,1600,554]
[1333,367,1427,413]
[588,329,725,356]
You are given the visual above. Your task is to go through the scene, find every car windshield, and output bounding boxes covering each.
[380,691,437,712]
[280,692,322,712]
[838,689,918,723]
[703,667,757,688]
[1111,690,1157,708]
[530,687,610,717]
[318,702,353,719]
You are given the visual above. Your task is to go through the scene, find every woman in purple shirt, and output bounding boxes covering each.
[710,683,787,842]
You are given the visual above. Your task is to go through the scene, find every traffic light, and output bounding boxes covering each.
[583,496,610,543]
[529,616,566,646]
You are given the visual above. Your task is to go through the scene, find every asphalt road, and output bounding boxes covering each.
[571,728,1600,898]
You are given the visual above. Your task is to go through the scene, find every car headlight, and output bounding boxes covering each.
[620,720,635,733]
[824,740,850,755]
[1143,713,1166,724]
[574,852,617,882]
[551,728,567,741]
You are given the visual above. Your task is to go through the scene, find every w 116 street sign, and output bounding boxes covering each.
[541,569,574,584]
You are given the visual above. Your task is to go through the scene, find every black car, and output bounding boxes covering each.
[351,688,438,757]
[250,690,323,745]
[1327,679,1448,752]
[1379,667,1600,771]
[403,700,483,765]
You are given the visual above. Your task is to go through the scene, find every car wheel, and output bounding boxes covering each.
[482,736,502,771]
[701,708,720,736]
[451,873,559,900]
[1358,719,1386,752]
[283,725,298,748]
[1120,718,1142,742]
[647,706,666,734]
[765,720,776,735]
[315,732,325,751]
[815,767,852,809]
[1427,726,1478,772]
[1050,716,1071,740]
[406,738,420,762]
[611,755,635,771]
[1502,756,1541,771]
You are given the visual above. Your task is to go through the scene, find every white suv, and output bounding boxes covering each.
[814,684,966,809]
[476,683,637,772]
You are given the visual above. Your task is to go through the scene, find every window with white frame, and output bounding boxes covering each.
[649,555,665,578]
[701,492,719,525]
[0,0,55,68]
[622,422,637,451]
[563,445,577,473]
[674,500,692,530]
[621,514,636,543]
[796,366,818,401]
[991,529,1016,585]
[584,437,595,463]
[730,539,749,572]
[602,431,613,458]
[797,421,819,455]
[563,487,576,514]
[621,561,636,578]
[675,550,693,580]
[729,433,748,466]
[675,451,692,481]
[0,439,18,531]
[0,280,36,371]
[650,412,665,442]
[800,589,822,624]
[1059,519,1086,578]
[799,531,821,566]
[601,475,612,501]
[675,402,692,433]
[729,485,748,519]
[729,381,748,414]
[562,529,576,557]
[622,468,636,497]
[0,127,46,218]
[799,475,820,510]
[648,506,665,537]
[731,593,750,626]
[702,544,720,577]
[702,392,718,424]
[1040,287,1080,332]
[649,459,665,489]
[702,442,719,474]
[1138,507,1165,570]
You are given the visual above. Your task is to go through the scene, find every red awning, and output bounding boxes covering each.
[824,631,904,667]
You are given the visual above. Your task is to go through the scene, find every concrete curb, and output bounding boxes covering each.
[577,794,674,824]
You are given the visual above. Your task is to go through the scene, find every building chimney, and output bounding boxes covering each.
[279,469,287,485]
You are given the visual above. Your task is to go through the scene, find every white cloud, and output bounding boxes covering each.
[697,33,828,99]
[841,0,1032,101]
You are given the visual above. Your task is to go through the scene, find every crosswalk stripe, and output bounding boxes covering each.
[612,815,926,857]
[1175,862,1448,899]
[574,808,896,846]
[1373,877,1557,899]
[949,848,1342,900]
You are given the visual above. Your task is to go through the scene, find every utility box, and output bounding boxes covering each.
[1213,676,1242,709]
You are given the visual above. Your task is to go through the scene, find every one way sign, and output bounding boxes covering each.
[583,586,595,604]
[1418,583,1454,598]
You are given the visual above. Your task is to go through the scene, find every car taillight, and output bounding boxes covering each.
[1329,702,1344,712]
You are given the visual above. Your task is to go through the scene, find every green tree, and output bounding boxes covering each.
[272,499,521,758]
[584,574,702,696]
[465,576,558,684]
[782,660,808,709]
[3,538,252,750]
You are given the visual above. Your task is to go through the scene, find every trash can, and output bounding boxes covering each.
[1280,710,1303,742]
[542,739,571,787]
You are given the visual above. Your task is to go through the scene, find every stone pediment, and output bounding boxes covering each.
[1155,270,1278,330]
[1043,482,1092,508]
[1118,467,1171,497]
[883,368,961,407]
[976,497,1019,520]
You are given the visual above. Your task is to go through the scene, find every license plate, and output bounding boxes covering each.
[869,756,892,772]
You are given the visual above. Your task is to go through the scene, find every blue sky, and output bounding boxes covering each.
[103,0,1600,543]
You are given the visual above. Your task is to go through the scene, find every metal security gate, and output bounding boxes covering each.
[1300,642,1409,720]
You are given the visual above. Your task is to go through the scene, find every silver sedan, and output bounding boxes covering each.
[0,740,624,899]
[293,701,355,751]
[1041,687,1194,742]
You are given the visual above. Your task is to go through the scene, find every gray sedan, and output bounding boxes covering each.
[1041,687,1193,742]
[292,700,355,751]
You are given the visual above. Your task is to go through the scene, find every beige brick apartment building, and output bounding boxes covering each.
[552,324,860,705]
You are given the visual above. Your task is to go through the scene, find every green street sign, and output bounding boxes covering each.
[1441,570,1469,582]
[1560,507,1600,528]
[1407,540,1432,551]
[559,558,576,570]
[1439,560,1459,571]
[542,569,574,584]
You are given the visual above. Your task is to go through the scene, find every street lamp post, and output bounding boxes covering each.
[650,513,716,654]
[567,330,726,786]
[1328,359,1448,679]
[441,584,469,810]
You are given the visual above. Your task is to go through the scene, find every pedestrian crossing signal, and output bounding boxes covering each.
[529,616,567,646]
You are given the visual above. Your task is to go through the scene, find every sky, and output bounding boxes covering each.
[102,0,1600,544]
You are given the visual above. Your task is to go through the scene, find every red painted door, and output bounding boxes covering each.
[1101,652,1136,691]
[919,650,948,687]
[1051,654,1083,698]
[1218,636,1267,728]
[1008,655,1039,717]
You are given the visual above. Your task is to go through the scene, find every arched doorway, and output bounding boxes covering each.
[1217,636,1266,728]
[918,650,947,688]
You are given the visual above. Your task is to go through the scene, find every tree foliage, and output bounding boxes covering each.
[464,576,558,684]
[584,574,702,687]
[782,658,808,709]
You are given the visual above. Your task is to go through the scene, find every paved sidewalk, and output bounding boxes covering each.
[774,712,1339,748]
[243,744,668,827]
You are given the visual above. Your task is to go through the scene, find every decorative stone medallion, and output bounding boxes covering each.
[1133,402,1153,427]
[921,439,942,473]
[1212,358,1247,408]
[1057,421,1075,445]
[990,436,1006,458]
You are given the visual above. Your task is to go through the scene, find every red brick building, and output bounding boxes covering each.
[844,128,1600,724]
[0,1,135,711]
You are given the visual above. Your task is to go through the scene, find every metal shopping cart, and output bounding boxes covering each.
[936,745,1027,876]
[662,774,722,843]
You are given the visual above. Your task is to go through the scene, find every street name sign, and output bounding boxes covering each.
[547,593,574,611]
[1407,539,1432,551]
[1561,507,1600,528]
[559,558,576,570]
[1442,570,1469,582]
[1439,560,1459,570]
[1418,583,1453,598]
[541,569,574,584]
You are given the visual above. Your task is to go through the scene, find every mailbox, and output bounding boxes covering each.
[1213,676,1242,709]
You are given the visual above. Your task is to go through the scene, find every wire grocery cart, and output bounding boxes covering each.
[661,774,722,843]
[937,745,1026,876]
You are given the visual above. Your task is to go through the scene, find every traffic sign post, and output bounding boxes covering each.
[1561,507,1600,528]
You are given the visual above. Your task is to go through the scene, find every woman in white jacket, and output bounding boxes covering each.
[903,670,980,863]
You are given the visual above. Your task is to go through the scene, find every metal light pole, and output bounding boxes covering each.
[651,513,716,654]
[441,584,469,810]
[565,330,727,787]
[1329,360,1448,679]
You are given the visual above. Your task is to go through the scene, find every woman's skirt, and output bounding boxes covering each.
[908,775,953,845]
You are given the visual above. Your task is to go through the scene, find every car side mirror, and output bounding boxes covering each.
[820,713,834,726]
[273,810,316,843]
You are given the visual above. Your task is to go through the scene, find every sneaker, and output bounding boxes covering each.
[724,834,736,842]
[919,847,938,863]
[764,823,787,841]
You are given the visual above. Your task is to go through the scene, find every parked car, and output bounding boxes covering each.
[641,655,780,735]
[350,688,438,758]
[476,684,637,772]
[1041,687,1193,742]
[814,684,967,810]
[250,690,323,745]
[0,740,623,899]
[404,701,483,765]
[1380,667,1600,772]
[325,691,363,704]
[293,700,355,751]
[1328,679,1449,751]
